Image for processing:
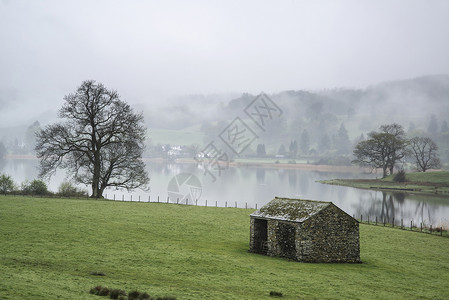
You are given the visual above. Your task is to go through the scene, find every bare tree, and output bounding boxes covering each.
[380,123,409,175]
[409,137,441,172]
[353,123,408,178]
[353,132,390,177]
[35,80,149,198]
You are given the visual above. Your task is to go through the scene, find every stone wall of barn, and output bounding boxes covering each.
[266,220,298,260]
[296,205,361,263]
[250,204,360,263]
[249,217,256,251]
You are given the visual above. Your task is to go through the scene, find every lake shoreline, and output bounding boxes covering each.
[154,157,371,173]
[5,154,371,173]
[319,172,449,197]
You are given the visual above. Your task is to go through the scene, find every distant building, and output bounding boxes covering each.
[249,197,361,263]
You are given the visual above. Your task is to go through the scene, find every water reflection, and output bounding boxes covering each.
[256,168,265,185]
[353,190,442,227]
[2,159,448,227]
[288,170,296,189]
[298,172,309,196]
[381,192,395,224]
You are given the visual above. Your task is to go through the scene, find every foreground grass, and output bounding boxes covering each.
[320,171,449,195]
[1,197,449,299]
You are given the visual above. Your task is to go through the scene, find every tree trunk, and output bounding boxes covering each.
[91,151,102,198]
[382,166,388,178]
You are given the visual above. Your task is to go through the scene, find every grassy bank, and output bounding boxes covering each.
[1,196,449,299]
[320,171,449,196]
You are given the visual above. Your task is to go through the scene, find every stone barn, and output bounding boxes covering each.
[249,197,361,263]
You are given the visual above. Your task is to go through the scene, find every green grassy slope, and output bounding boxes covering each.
[1,196,448,299]
[321,171,449,195]
[382,171,449,185]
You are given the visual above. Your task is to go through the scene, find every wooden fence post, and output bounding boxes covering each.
[157,196,160,203]
[205,199,207,207]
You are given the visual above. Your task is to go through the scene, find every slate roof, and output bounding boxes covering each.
[250,197,333,223]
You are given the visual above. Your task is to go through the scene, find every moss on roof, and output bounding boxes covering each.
[251,197,332,222]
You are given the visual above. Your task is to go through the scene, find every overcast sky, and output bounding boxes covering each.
[1,0,449,126]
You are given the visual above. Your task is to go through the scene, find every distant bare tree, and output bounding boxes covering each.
[409,137,441,172]
[380,123,409,175]
[353,123,409,177]
[35,80,149,198]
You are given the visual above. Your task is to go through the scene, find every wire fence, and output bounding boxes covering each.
[354,214,448,238]
[0,192,259,209]
[103,193,260,209]
[2,193,447,238]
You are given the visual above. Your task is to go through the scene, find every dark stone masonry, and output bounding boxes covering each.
[249,197,361,263]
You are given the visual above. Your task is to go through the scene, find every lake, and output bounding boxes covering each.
[1,158,449,228]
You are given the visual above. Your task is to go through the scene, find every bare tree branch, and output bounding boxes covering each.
[409,137,441,172]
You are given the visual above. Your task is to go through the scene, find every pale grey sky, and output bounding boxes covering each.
[1,0,449,125]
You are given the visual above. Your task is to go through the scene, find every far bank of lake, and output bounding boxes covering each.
[319,171,449,196]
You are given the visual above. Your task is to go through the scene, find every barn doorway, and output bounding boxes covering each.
[253,219,268,254]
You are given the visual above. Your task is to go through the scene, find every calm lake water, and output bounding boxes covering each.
[2,158,449,228]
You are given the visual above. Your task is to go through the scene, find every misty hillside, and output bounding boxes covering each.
[137,74,449,164]
[141,74,448,144]
[1,75,448,164]
[224,74,449,122]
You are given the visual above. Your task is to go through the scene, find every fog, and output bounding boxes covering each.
[1,0,449,127]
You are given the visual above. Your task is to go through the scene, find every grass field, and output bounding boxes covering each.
[1,196,449,299]
[382,171,449,185]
